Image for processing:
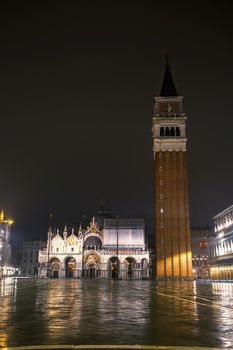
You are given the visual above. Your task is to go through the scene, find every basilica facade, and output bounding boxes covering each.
[38,217,150,279]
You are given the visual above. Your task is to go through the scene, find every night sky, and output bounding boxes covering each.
[0,1,233,244]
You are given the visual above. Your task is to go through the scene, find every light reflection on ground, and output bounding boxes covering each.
[0,278,233,348]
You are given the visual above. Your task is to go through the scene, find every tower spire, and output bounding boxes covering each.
[159,53,178,97]
[49,213,52,228]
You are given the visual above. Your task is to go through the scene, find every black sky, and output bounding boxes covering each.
[0,1,233,243]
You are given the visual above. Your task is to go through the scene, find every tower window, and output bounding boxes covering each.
[160,208,164,213]
[171,127,175,136]
[160,127,164,137]
[160,180,163,185]
[56,247,59,252]
[159,166,163,172]
[161,237,164,243]
[176,127,180,136]
[159,153,162,159]
[160,223,164,228]
[161,253,164,258]
[165,127,170,136]
[160,194,163,199]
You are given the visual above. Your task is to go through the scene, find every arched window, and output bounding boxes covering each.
[165,127,170,136]
[171,127,175,136]
[176,127,180,136]
[160,127,164,136]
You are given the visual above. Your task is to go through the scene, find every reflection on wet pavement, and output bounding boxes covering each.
[0,278,233,348]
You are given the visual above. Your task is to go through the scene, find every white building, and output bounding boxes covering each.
[38,217,150,279]
[208,205,233,280]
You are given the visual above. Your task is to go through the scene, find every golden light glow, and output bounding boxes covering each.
[0,210,14,225]
[0,210,4,222]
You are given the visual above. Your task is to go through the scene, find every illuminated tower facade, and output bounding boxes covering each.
[152,58,192,279]
[0,210,13,272]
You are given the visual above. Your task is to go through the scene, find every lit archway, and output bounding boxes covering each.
[84,252,101,278]
[109,257,120,278]
[64,256,76,278]
[124,257,136,279]
[49,257,61,278]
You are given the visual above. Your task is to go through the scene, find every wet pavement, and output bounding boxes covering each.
[0,278,233,348]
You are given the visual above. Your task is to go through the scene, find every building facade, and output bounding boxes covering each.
[0,210,14,277]
[21,241,46,276]
[38,217,150,279]
[208,205,233,280]
[191,226,211,279]
[152,57,192,279]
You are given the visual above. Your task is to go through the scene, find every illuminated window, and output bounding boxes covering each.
[160,208,164,213]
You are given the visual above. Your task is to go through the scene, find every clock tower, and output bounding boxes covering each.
[152,57,192,279]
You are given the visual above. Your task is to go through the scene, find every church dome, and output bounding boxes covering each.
[66,234,79,245]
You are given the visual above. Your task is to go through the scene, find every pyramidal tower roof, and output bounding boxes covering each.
[159,55,178,97]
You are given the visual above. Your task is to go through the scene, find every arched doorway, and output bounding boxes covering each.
[141,258,148,279]
[109,257,119,278]
[84,252,101,278]
[89,264,96,278]
[49,258,61,278]
[125,257,136,279]
[65,257,76,278]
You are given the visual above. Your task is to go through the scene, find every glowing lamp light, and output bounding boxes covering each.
[8,220,13,225]
[218,232,224,238]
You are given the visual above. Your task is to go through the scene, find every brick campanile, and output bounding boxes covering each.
[152,57,192,279]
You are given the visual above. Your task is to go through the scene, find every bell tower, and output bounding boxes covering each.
[152,57,192,279]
